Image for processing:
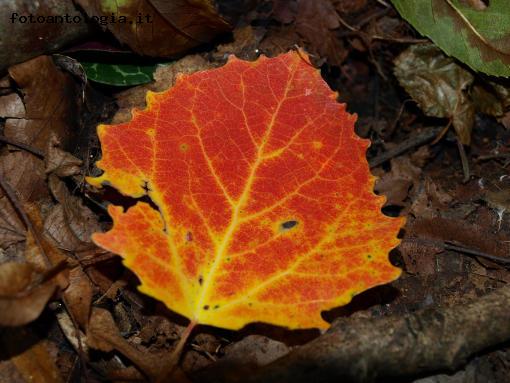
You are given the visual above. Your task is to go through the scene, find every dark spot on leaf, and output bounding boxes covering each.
[185,231,193,242]
[280,220,298,231]
[180,143,189,152]
[214,305,219,309]
[198,275,203,285]
[367,254,373,260]
[203,305,209,310]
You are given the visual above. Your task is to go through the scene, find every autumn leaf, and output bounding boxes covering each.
[88,50,403,330]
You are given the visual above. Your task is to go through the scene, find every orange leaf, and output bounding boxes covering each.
[88,50,404,330]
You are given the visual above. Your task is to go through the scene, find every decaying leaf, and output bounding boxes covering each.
[76,0,231,57]
[0,328,63,383]
[88,50,403,330]
[391,0,510,77]
[87,308,167,380]
[0,260,58,327]
[0,56,81,249]
[271,0,347,65]
[394,43,475,144]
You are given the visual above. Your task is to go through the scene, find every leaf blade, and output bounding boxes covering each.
[89,51,403,330]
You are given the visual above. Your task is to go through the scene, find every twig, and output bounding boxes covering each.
[0,175,51,267]
[0,134,44,158]
[157,319,197,383]
[443,241,510,265]
[405,237,510,266]
[197,285,510,383]
[369,127,441,168]
[457,137,470,182]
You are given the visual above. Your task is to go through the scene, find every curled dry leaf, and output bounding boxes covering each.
[88,50,403,330]
[394,43,475,144]
[75,0,231,57]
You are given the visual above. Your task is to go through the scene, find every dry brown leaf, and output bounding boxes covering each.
[394,44,475,145]
[0,328,63,383]
[75,0,231,57]
[0,261,57,327]
[87,307,170,380]
[220,335,289,367]
[64,267,93,329]
[333,0,367,13]
[294,0,346,65]
[374,156,422,207]
[0,56,80,249]
[43,137,100,254]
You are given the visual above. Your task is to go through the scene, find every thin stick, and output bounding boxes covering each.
[369,127,441,168]
[157,320,198,382]
[0,134,44,158]
[457,137,470,182]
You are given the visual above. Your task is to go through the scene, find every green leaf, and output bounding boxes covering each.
[391,0,510,77]
[80,62,157,86]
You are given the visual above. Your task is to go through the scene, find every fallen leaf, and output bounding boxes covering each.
[0,260,58,327]
[88,50,403,330]
[0,56,81,249]
[44,136,101,253]
[76,0,231,57]
[394,43,475,144]
[0,328,63,383]
[333,0,367,13]
[392,0,510,77]
[220,335,289,367]
[374,156,422,207]
[296,0,346,65]
[270,0,347,65]
[87,308,167,380]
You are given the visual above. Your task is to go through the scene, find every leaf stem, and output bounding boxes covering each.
[172,319,197,362]
[157,319,197,382]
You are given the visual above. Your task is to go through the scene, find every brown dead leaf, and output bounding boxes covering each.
[0,56,80,249]
[294,0,346,65]
[87,307,170,380]
[272,0,298,23]
[409,178,453,219]
[76,0,231,57]
[268,0,346,65]
[394,43,475,144]
[333,0,367,13]
[220,335,289,367]
[0,328,63,383]
[374,156,422,207]
[213,26,263,61]
[64,267,93,329]
[43,137,101,254]
[0,261,58,327]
